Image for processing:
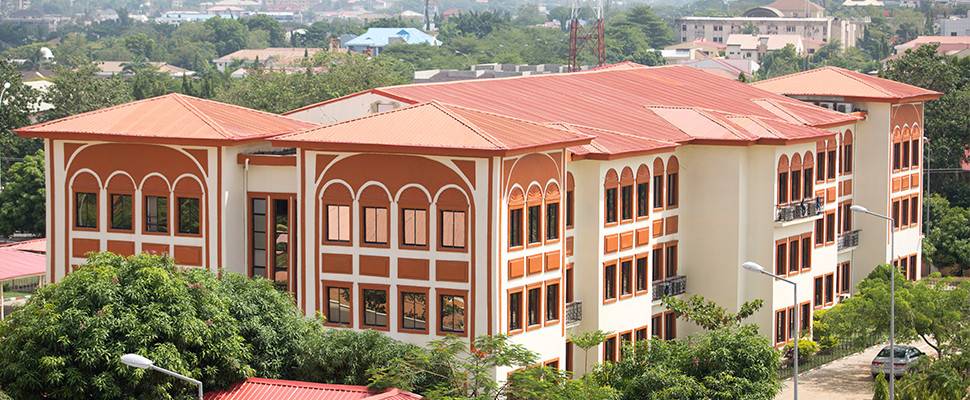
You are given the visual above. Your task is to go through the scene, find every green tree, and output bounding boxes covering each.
[0,150,45,236]
[127,63,174,100]
[205,17,249,56]
[123,32,160,61]
[293,328,415,386]
[873,372,889,400]
[0,60,41,164]
[611,5,675,49]
[859,15,893,60]
[757,44,802,79]
[570,330,610,376]
[42,64,133,121]
[244,15,285,47]
[661,295,763,331]
[922,194,970,276]
[441,10,512,40]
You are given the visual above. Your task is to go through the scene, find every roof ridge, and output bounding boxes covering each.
[17,94,169,132]
[750,66,822,85]
[184,93,315,126]
[170,93,234,139]
[274,101,434,140]
[557,122,678,145]
[751,98,810,125]
[693,108,756,141]
[375,62,662,91]
[829,67,897,97]
[429,101,508,150]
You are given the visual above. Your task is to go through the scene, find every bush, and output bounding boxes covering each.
[783,339,821,359]
[812,308,840,352]
[0,253,314,399]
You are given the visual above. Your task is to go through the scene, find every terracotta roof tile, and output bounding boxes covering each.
[205,378,422,400]
[272,101,593,156]
[751,66,942,102]
[17,93,316,143]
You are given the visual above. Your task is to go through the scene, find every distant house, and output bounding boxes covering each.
[94,61,195,77]
[344,28,440,56]
[842,0,884,6]
[726,34,804,62]
[682,58,760,80]
[213,47,323,72]
[937,11,970,37]
[892,36,970,59]
[665,39,726,58]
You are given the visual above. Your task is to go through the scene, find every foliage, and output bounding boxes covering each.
[244,15,286,47]
[610,6,675,50]
[506,367,620,400]
[440,10,511,40]
[782,338,820,358]
[811,308,839,351]
[821,265,970,357]
[294,328,416,386]
[0,150,46,236]
[757,44,802,80]
[570,329,610,375]
[922,194,970,276]
[591,324,780,400]
[661,295,762,330]
[873,372,889,400]
[42,64,132,121]
[0,60,41,165]
[895,327,970,400]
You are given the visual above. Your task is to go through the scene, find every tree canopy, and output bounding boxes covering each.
[0,150,45,236]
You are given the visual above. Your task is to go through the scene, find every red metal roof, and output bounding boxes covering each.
[272,101,593,156]
[751,66,942,102]
[0,238,46,254]
[17,93,316,144]
[205,378,422,400]
[329,64,857,148]
[0,248,45,281]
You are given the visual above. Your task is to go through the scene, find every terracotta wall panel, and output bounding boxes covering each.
[652,220,664,238]
[565,236,574,256]
[665,216,679,234]
[527,254,543,275]
[619,231,633,250]
[509,258,524,279]
[398,258,429,280]
[141,243,169,256]
[436,260,468,282]
[636,227,650,246]
[106,240,134,257]
[322,253,353,274]
[72,238,100,258]
[604,234,619,253]
[360,255,390,277]
[545,251,561,271]
[174,245,203,266]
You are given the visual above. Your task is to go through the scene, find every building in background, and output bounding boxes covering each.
[937,12,970,36]
[344,28,440,56]
[213,47,323,71]
[892,36,970,59]
[19,63,938,381]
[726,33,805,62]
[682,58,760,80]
[94,61,196,78]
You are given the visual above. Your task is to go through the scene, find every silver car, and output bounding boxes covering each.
[870,345,925,378]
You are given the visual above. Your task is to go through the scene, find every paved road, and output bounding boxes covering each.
[775,340,935,400]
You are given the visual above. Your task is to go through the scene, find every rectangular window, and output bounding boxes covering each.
[902,140,911,168]
[440,294,465,334]
[817,150,826,182]
[653,175,664,208]
[665,244,678,278]
[604,263,617,301]
[326,286,351,326]
[509,208,523,247]
[566,267,574,303]
[814,276,823,307]
[800,303,811,332]
[441,210,466,248]
[178,197,199,235]
[620,260,633,296]
[272,200,289,283]
[401,291,427,331]
[251,198,267,278]
[75,192,97,228]
[527,205,541,244]
[667,173,678,207]
[775,310,786,344]
[402,209,428,246]
[825,212,836,243]
[637,182,648,217]
[546,203,559,240]
[901,198,910,226]
[776,241,787,275]
[908,254,917,280]
[844,144,853,173]
[814,218,824,245]
[910,196,919,226]
[527,286,541,327]
[824,274,834,304]
[911,139,919,167]
[363,207,388,244]
[605,188,617,223]
[778,171,789,204]
[145,195,168,233]
[110,194,133,230]
[604,337,617,362]
[801,236,811,270]
[664,312,676,340]
[838,262,851,293]
[892,200,900,229]
[362,288,388,328]
[635,327,648,342]
[509,290,523,332]
[843,203,853,232]
[791,169,802,201]
[621,185,633,220]
[566,190,574,227]
[636,256,648,292]
[651,314,662,339]
[326,204,350,242]
[788,238,800,273]
[827,150,836,179]
[652,248,664,281]
[546,283,559,321]
[893,142,901,170]
[788,307,796,340]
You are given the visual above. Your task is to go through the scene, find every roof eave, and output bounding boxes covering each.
[270,137,593,158]
[15,129,291,146]
[570,146,677,161]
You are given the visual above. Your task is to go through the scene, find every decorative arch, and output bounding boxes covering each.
[619,167,635,185]
[667,156,680,173]
[526,183,544,205]
[604,169,619,188]
[508,185,526,207]
[140,174,171,196]
[653,158,665,176]
[566,172,575,191]
[436,186,470,251]
[790,153,802,170]
[777,154,790,172]
[636,164,650,183]
[321,181,354,244]
[545,181,561,201]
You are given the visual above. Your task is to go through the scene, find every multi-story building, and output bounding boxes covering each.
[937,12,970,36]
[18,63,939,378]
[676,0,866,50]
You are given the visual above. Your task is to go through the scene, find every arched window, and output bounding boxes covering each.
[526,184,544,245]
[106,174,136,232]
[545,182,561,241]
[910,124,920,168]
[635,164,650,218]
[666,157,680,208]
[652,159,665,209]
[566,173,575,228]
[620,167,635,221]
[815,140,826,183]
[437,187,469,250]
[174,177,203,237]
[604,169,619,225]
[322,183,353,244]
[901,127,912,169]
[803,152,814,199]
[842,130,854,174]
[508,187,525,249]
[141,175,171,234]
[777,155,790,205]
[826,138,837,180]
[790,154,802,202]
[892,127,902,172]
[359,185,391,247]
[398,187,430,248]
[72,172,100,230]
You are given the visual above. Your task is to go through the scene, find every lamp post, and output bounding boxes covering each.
[120,354,204,400]
[850,204,895,399]
[742,261,798,400]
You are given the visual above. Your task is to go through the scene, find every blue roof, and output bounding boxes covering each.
[345,28,441,48]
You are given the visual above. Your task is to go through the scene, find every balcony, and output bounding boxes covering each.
[775,197,823,223]
[838,229,860,251]
[652,275,688,301]
[565,301,582,327]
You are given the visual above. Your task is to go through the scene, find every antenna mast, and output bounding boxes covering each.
[568,0,605,72]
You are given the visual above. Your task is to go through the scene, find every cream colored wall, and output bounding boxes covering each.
[286,92,404,125]
[852,103,892,283]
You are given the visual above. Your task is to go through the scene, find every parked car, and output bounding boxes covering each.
[871,345,925,378]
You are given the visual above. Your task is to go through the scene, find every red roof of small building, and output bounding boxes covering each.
[751,66,942,102]
[205,378,422,400]
[17,93,316,145]
[273,101,594,156]
[288,64,856,153]
[0,248,45,281]
[0,238,46,254]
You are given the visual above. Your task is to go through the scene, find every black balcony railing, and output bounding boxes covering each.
[652,275,687,301]
[838,229,860,250]
[775,197,823,223]
[565,301,582,326]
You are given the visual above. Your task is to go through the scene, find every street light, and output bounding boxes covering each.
[850,204,897,399]
[120,353,204,400]
[742,261,799,400]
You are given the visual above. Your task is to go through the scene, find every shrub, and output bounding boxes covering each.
[783,338,821,359]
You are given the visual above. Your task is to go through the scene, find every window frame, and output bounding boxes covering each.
[109,193,134,232]
[508,206,524,249]
[359,284,390,331]
[545,280,560,326]
[74,191,98,230]
[401,208,429,248]
[399,286,430,334]
[323,281,353,328]
[440,209,467,249]
[635,255,648,295]
[603,262,617,303]
[143,194,169,234]
[437,289,468,336]
[508,287,524,334]
[362,206,389,246]
[619,258,634,298]
[526,283,543,330]
[545,202,560,242]
[325,203,351,243]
